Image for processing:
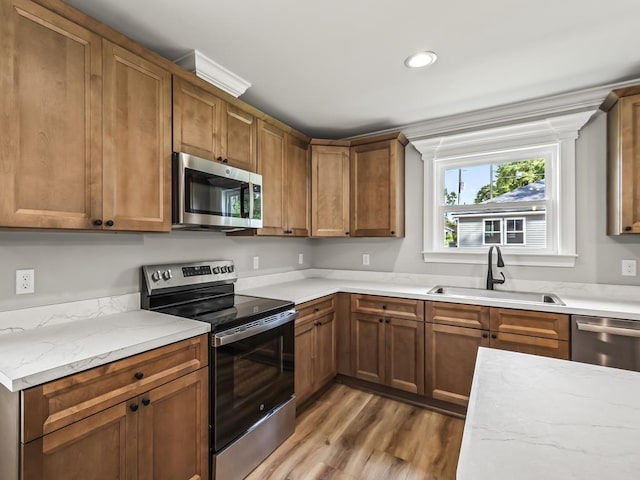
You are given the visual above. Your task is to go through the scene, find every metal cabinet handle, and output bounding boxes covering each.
[105,220,114,227]
[142,398,151,406]
[134,372,144,380]
[379,318,383,323]
[129,403,139,412]
[93,219,103,226]
[491,334,497,339]
[576,320,640,338]
[482,333,489,339]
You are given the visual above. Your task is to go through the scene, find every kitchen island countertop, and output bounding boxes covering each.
[457,348,640,480]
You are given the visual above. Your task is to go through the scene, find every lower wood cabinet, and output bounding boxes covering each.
[351,312,425,395]
[17,335,209,480]
[295,295,337,406]
[425,301,570,407]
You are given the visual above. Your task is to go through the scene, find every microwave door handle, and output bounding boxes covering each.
[248,184,254,220]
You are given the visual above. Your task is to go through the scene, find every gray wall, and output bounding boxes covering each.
[0,231,313,311]
[2,112,639,312]
[314,112,640,286]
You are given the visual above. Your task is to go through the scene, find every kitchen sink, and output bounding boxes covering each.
[427,285,564,305]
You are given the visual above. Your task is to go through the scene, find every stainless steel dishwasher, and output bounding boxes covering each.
[571,315,640,371]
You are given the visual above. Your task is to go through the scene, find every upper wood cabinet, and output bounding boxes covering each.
[350,134,407,237]
[605,91,640,234]
[310,132,407,238]
[173,76,257,172]
[102,40,172,232]
[311,143,350,237]
[256,120,310,236]
[0,0,101,230]
[0,0,172,232]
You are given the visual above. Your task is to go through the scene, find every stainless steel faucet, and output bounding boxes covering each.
[486,246,505,290]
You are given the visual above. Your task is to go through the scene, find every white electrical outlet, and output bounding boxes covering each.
[16,269,35,294]
[298,253,304,265]
[622,259,637,276]
[362,253,370,266]
[253,256,259,270]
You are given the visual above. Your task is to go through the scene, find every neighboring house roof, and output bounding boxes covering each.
[451,179,546,219]
[482,179,545,204]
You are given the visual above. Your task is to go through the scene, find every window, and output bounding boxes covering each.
[412,111,596,267]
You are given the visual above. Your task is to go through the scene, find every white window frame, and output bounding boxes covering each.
[412,110,596,267]
[482,218,503,246]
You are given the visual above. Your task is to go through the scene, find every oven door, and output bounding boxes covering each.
[213,317,294,452]
[173,152,262,229]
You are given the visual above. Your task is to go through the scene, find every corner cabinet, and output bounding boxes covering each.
[18,335,209,480]
[605,91,640,234]
[173,76,257,172]
[256,120,310,236]
[425,301,569,407]
[310,132,407,238]
[0,0,172,232]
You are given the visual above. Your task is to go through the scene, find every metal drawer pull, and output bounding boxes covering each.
[576,321,640,338]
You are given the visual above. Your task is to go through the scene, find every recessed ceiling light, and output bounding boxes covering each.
[404,51,438,69]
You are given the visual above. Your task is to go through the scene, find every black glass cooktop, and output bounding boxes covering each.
[159,294,294,332]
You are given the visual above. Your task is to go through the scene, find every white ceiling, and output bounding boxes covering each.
[66,0,640,138]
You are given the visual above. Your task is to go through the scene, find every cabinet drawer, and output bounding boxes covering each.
[490,308,569,341]
[426,301,490,330]
[296,295,336,324]
[22,334,208,443]
[351,294,423,321]
[491,333,569,360]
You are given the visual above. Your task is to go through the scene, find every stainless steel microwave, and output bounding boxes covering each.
[172,152,263,231]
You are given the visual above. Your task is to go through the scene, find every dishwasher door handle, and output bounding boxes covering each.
[576,320,640,338]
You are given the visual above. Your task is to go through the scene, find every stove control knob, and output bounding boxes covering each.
[220,265,228,273]
[227,265,235,273]
[212,266,220,274]
[162,270,172,280]
[151,270,161,282]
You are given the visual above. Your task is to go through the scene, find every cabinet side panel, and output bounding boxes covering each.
[607,101,622,234]
[336,293,352,376]
[0,387,19,480]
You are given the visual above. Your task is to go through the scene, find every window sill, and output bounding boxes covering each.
[422,250,577,267]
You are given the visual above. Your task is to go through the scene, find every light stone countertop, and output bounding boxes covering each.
[0,309,210,392]
[237,277,640,321]
[457,348,640,480]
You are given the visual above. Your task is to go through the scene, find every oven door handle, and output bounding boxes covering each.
[576,319,640,338]
[213,310,298,347]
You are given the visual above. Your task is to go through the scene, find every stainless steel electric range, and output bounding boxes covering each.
[140,260,296,480]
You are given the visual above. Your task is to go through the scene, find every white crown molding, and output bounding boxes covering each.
[347,77,640,143]
[412,109,597,159]
[174,50,251,98]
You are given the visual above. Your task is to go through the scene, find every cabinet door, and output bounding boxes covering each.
[311,145,350,237]
[0,0,101,229]
[385,318,425,395]
[351,313,385,384]
[350,138,405,237]
[490,308,569,341]
[352,294,424,321]
[172,76,224,161]
[285,134,311,236]
[137,368,208,480]
[22,402,133,480]
[295,318,316,405]
[257,120,286,235]
[425,323,489,407]
[608,94,640,234]
[223,104,257,172]
[102,40,172,232]
[314,312,337,389]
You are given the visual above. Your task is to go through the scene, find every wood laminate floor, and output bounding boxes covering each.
[246,384,465,480]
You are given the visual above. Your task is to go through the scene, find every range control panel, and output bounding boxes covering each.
[142,260,237,293]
